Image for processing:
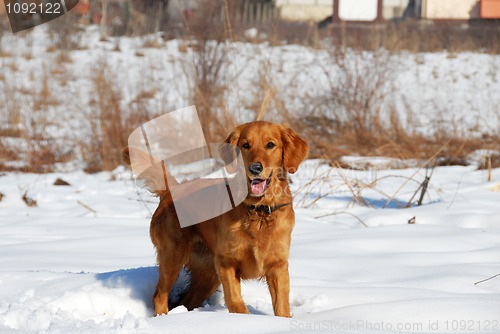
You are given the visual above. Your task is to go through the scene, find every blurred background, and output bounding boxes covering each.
[0,0,499,173]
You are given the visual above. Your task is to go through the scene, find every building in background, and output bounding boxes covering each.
[275,0,332,21]
[481,0,500,18]
[421,0,479,19]
[331,0,500,23]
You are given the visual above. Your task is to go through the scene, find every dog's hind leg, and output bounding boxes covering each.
[153,242,189,315]
[180,241,220,310]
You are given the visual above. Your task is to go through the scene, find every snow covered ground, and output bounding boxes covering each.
[0,162,499,333]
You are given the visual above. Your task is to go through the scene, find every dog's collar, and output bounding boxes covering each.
[247,202,291,215]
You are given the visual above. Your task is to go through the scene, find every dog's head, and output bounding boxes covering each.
[222,121,308,200]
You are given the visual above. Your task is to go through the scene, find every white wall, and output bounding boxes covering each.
[423,0,480,19]
[338,0,378,21]
[276,0,333,21]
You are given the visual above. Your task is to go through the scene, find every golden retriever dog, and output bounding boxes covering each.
[143,121,308,317]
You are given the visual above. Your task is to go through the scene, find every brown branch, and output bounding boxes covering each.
[417,176,431,206]
[384,139,450,209]
[77,200,96,215]
[315,210,368,228]
[474,273,500,286]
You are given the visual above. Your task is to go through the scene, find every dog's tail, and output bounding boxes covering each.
[122,147,178,196]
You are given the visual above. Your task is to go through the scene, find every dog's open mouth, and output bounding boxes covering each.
[249,175,271,196]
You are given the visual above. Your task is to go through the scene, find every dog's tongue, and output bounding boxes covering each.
[251,179,267,195]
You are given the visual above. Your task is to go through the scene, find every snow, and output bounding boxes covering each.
[1,26,500,171]
[1,163,499,333]
[1,24,500,334]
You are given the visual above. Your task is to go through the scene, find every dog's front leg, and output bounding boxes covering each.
[216,259,249,314]
[266,261,291,318]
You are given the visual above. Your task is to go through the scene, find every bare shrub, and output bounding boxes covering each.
[17,94,74,172]
[182,1,240,142]
[479,152,500,170]
[0,55,74,172]
[323,49,394,134]
[0,80,23,138]
[280,44,496,165]
[22,191,37,207]
[81,58,158,173]
[24,138,74,173]
[32,64,61,111]
[246,59,275,121]
[96,95,124,159]
[0,140,19,171]
[189,40,236,142]
[82,59,127,172]
[47,11,85,60]
[286,48,396,158]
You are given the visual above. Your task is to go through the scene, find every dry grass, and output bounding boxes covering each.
[81,59,127,172]
[47,12,85,51]
[0,140,20,167]
[142,37,163,49]
[293,159,435,211]
[331,22,500,54]
[181,1,241,143]
[24,139,74,173]
[281,46,500,167]
[22,191,37,207]
[81,58,158,173]
[289,109,499,167]
[32,66,61,112]
[131,88,158,103]
[0,79,24,138]
[479,152,500,170]
[1,6,499,174]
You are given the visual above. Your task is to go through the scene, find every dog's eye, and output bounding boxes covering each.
[242,143,250,149]
[266,142,276,149]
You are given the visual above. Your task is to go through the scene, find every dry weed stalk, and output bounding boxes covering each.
[332,162,371,208]
[314,210,368,228]
[251,57,283,122]
[294,161,335,208]
[181,1,242,142]
[474,273,500,286]
[383,138,452,208]
[295,157,441,211]
[77,200,97,216]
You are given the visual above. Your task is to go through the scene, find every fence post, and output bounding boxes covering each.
[242,0,247,24]
[100,0,108,39]
[257,2,262,23]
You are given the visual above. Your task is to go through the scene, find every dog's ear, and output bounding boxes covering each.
[223,125,243,145]
[280,125,309,174]
[219,125,243,173]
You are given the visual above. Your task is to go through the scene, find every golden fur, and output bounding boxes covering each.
[146,121,308,317]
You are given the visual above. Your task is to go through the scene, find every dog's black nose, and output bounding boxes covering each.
[249,162,263,176]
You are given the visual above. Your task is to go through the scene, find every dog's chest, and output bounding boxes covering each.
[236,215,276,278]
